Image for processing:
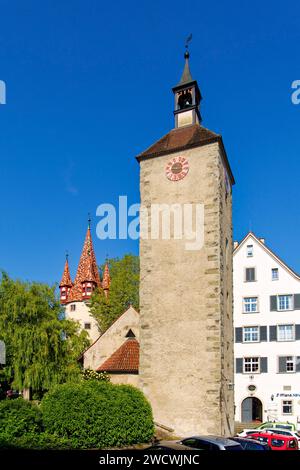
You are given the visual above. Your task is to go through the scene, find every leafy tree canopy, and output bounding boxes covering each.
[90,254,139,332]
[0,272,89,394]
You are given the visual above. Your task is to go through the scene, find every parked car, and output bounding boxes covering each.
[238,421,297,437]
[248,432,298,451]
[230,436,271,450]
[146,441,200,452]
[179,436,243,451]
[245,428,300,446]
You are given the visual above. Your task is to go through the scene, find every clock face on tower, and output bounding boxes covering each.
[165,156,189,181]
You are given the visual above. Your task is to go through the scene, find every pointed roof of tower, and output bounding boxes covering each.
[68,225,101,301]
[177,50,193,86]
[102,262,111,290]
[59,256,73,287]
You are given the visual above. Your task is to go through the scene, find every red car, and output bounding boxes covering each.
[249,432,298,451]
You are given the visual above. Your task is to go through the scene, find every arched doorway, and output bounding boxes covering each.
[241,397,263,422]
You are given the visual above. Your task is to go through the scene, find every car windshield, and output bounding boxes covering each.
[275,424,293,430]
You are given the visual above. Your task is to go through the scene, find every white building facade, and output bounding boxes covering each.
[234,233,300,426]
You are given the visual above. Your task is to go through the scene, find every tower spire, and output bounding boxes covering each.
[59,253,73,304]
[172,43,202,128]
[68,223,101,302]
[102,261,111,298]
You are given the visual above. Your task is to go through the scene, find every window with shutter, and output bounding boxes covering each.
[236,358,243,373]
[260,357,268,373]
[270,296,277,311]
[245,268,256,282]
[294,294,300,310]
[260,326,267,342]
[269,325,277,341]
[235,328,243,343]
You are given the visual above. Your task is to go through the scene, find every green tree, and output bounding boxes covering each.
[90,254,139,332]
[0,272,89,396]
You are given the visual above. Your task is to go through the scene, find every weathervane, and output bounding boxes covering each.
[185,33,193,51]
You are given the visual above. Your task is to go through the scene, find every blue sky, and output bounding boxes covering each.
[0,0,299,284]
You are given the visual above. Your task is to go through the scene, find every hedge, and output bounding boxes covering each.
[0,398,43,439]
[41,380,154,448]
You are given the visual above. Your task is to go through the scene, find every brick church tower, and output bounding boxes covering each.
[59,220,110,341]
[137,49,235,436]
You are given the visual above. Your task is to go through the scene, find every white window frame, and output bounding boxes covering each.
[282,400,293,415]
[243,326,260,343]
[272,268,279,281]
[285,356,295,373]
[277,324,295,342]
[277,295,294,311]
[245,267,256,282]
[243,357,260,374]
[243,297,259,314]
[246,245,253,257]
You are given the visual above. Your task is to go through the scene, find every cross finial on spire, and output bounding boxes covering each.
[66,250,69,261]
[88,213,91,229]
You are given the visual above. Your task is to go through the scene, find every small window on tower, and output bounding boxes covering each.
[84,323,91,330]
[70,304,76,312]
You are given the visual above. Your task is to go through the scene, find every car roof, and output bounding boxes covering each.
[154,442,195,450]
[185,436,239,446]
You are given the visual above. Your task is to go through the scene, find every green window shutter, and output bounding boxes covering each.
[278,356,286,373]
[295,325,300,340]
[294,294,300,310]
[270,296,277,311]
[269,325,277,341]
[236,358,243,373]
[260,357,268,373]
[235,328,243,343]
[260,326,267,342]
[296,357,300,373]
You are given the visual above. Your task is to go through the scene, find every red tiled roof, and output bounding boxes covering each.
[59,258,73,287]
[67,227,102,302]
[97,339,139,373]
[136,123,235,184]
[102,262,111,290]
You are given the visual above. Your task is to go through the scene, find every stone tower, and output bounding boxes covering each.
[136,50,235,436]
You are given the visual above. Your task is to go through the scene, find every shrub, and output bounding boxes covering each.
[0,433,72,450]
[41,381,154,448]
[0,398,43,439]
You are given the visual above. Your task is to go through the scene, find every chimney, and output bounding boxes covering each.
[259,238,265,244]
[233,241,239,249]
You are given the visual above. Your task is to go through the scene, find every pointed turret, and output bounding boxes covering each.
[102,262,111,298]
[172,48,202,128]
[59,255,73,304]
[177,50,193,86]
[68,221,102,302]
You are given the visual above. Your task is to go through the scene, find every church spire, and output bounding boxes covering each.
[59,254,73,304]
[68,222,102,302]
[177,50,193,86]
[172,46,202,128]
[102,261,111,298]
